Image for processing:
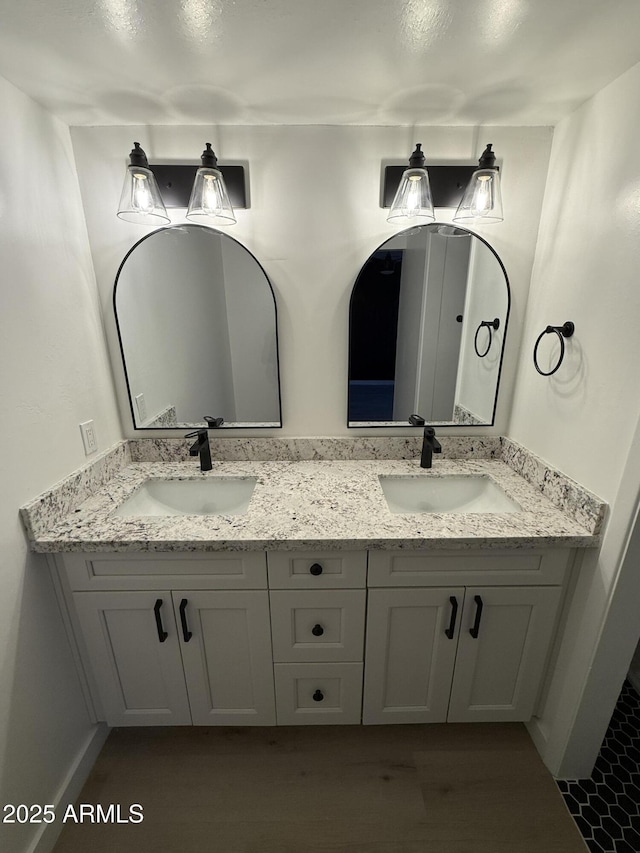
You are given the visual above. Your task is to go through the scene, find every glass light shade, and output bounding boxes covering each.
[186,167,236,225]
[387,167,435,223]
[453,168,503,224]
[117,164,170,225]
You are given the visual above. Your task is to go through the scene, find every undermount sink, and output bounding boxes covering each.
[379,474,522,514]
[113,477,257,517]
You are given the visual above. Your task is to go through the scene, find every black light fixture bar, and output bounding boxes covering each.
[149,164,248,209]
[382,164,476,209]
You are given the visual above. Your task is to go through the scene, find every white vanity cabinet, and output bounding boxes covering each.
[267,551,366,724]
[73,589,275,726]
[362,549,568,725]
[56,546,571,729]
[60,552,276,727]
[363,585,562,724]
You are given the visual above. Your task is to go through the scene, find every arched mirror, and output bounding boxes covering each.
[348,223,510,427]
[114,225,282,429]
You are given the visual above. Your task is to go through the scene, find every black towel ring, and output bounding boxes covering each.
[474,318,500,358]
[533,321,575,376]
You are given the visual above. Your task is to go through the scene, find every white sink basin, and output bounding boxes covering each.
[379,474,522,514]
[113,477,257,517]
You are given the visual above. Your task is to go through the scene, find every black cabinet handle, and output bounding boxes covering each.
[445,596,458,639]
[311,624,324,637]
[154,599,168,643]
[470,595,484,639]
[179,598,192,642]
[309,563,323,576]
[313,689,324,702]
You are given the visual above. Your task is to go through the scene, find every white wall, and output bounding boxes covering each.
[70,124,553,438]
[508,60,640,776]
[0,75,122,852]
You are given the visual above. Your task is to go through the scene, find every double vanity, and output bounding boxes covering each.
[21,209,604,735]
[21,437,605,732]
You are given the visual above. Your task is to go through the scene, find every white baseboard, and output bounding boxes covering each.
[526,716,555,774]
[27,723,109,853]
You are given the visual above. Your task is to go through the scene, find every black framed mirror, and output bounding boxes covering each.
[348,223,510,427]
[114,224,282,429]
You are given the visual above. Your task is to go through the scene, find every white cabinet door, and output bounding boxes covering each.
[448,586,562,722]
[173,591,276,725]
[74,591,192,726]
[363,588,463,724]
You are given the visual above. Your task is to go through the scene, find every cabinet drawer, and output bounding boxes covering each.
[267,551,367,589]
[63,551,267,591]
[274,662,363,725]
[367,548,569,587]
[270,590,366,662]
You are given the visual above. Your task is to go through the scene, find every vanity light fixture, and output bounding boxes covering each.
[453,144,504,224]
[117,143,170,225]
[387,143,435,223]
[116,143,247,225]
[186,143,236,226]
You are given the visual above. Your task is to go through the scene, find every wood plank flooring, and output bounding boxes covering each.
[52,723,587,853]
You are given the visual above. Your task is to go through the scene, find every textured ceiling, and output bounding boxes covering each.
[1,0,639,127]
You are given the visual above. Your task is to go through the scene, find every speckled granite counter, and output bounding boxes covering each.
[21,453,605,553]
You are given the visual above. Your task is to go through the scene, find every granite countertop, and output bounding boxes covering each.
[24,456,601,553]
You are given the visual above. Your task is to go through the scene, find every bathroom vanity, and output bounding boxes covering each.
[22,441,604,732]
[58,545,568,728]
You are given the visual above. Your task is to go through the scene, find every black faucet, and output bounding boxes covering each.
[409,414,442,469]
[185,429,212,471]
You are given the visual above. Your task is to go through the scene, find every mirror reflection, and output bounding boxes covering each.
[114,225,282,429]
[348,224,510,427]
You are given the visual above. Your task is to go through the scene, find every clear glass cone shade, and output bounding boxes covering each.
[387,168,435,222]
[186,167,236,225]
[453,168,503,223]
[117,165,170,225]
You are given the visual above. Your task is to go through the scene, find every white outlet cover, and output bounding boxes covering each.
[135,393,147,423]
[79,420,98,455]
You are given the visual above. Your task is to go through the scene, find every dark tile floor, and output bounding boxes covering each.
[558,680,640,853]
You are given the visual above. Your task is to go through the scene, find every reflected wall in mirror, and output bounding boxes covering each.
[114,225,282,429]
[348,223,510,427]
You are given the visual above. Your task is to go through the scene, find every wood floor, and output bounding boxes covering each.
[52,723,587,853]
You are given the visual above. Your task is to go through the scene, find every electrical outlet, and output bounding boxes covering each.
[135,393,147,423]
[79,420,98,455]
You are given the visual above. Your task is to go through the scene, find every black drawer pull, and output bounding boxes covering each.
[470,595,484,639]
[154,599,168,643]
[309,563,323,576]
[445,596,458,639]
[312,689,324,702]
[311,624,324,637]
[179,598,192,642]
